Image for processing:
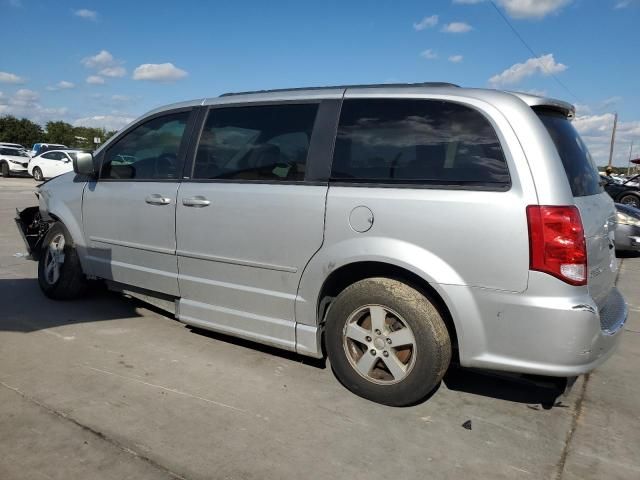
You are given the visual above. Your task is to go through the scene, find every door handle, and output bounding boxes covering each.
[145,194,172,206]
[182,196,211,207]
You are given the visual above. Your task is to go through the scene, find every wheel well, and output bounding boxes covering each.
[317,261,459,355]
[618,191,640,199]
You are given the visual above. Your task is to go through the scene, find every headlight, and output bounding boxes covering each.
[616,211,640,226]
[9,159,23,164]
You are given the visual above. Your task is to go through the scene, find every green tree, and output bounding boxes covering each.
[0,116,44,148]
[45,121,77,146]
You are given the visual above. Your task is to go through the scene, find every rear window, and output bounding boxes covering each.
[536,110,603,197]
[330,99,510,188]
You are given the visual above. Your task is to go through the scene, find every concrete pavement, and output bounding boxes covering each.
[0,176,638,479]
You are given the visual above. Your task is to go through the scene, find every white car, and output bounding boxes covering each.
[0,146,31,177]
[28,150,81,181]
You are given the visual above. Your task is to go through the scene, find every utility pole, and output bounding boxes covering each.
[608,112,618,168]
[627,141,635,176]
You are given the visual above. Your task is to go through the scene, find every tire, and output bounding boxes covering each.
[1,162,9,177]
[325,278,451,406]
[619,194,640,208]
[38,222,87,300]
[33,167,43,181]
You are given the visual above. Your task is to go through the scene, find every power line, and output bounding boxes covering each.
[488,0,580,101]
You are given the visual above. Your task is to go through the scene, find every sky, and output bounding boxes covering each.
[0,0,639,166]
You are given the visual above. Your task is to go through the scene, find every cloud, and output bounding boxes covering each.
[614,0,639,8]
[489,53,567,86]
[111,94,132,102]
[99,66,127,78]
[413,15,439,31]
[0,89,69,124]
[86,75,105,85]
[441,22,473,33]
[73,114,135,131]
[73,8,97,21]
[573,113,640,167]
[0,71,25,84]
[82,50,116,69]
[132,63,188,82]
[448,55,464,63]
[46,81,75,91]
[453,0,572,19]
[497,0,572,18]
[420,49,438,60]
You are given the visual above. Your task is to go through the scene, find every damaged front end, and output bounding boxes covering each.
[15,206,50,260]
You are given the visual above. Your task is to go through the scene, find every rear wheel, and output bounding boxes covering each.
[325,278,451,406]
[38,222,87,300]
[1,162,9,177]
[619,194,640,208]
[32,167,43,181]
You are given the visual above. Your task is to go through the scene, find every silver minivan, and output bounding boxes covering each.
[16,83,627,406]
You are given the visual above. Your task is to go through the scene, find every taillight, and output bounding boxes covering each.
[526,205,587,286]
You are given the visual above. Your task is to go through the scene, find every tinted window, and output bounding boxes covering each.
[193,104,318,181]
[101,111,189,180]
[41,152,58,160]
[536,110,603,197]
[331,99,509,187]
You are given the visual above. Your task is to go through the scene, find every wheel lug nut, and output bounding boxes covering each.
[383,351,389,357]
[370,349,376,356]
[375,329,382,335]
[386,338,392,344]
[366,336,372,342]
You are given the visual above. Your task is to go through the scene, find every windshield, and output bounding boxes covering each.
[536,109,603,197]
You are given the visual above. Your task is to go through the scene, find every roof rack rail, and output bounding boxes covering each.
[219,82,459,97]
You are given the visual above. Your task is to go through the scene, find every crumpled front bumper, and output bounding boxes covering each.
[14,206,49,259]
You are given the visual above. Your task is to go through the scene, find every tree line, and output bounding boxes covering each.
[0,115,117,151]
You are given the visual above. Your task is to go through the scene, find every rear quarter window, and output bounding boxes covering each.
[536,109,603,197]
[330,99,510,189]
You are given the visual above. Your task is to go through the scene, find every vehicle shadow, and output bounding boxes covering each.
[443,366,568,409]
[617,250,640,258]
[0,278,144,333]
[0,277,566,408]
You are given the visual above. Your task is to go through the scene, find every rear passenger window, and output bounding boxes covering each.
[193,104,318,182]
[331,99,510,188]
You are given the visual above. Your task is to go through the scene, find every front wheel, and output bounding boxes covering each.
[32,167,43,181]
[619,194,640,208]
[325,278,451,406]
[38,222,87,299]
[1,162,9,177]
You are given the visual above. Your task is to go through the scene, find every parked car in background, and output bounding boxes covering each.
[15,84,627,406]
[614,203,640,252]
[28,149,81,181]
[603,173,640,207]
[0,142,27,151]
[0,146,31,177]
[30,143,68,158]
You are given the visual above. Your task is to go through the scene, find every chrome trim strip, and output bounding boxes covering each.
[176,249,297,273]
[89,236,175,255]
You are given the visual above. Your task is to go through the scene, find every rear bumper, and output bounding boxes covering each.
[445,273,627,377]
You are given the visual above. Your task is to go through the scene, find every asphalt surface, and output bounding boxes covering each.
[1,176,639,480]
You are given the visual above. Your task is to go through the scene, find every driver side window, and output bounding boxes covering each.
[101,111,190,180]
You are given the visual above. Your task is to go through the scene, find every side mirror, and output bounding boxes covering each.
[73,152,96,176]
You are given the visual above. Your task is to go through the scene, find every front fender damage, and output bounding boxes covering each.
[14,206,50,260]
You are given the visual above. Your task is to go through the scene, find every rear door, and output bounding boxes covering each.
[536,110,617,306]
[175,100,339,349]
[82,108,195,295]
